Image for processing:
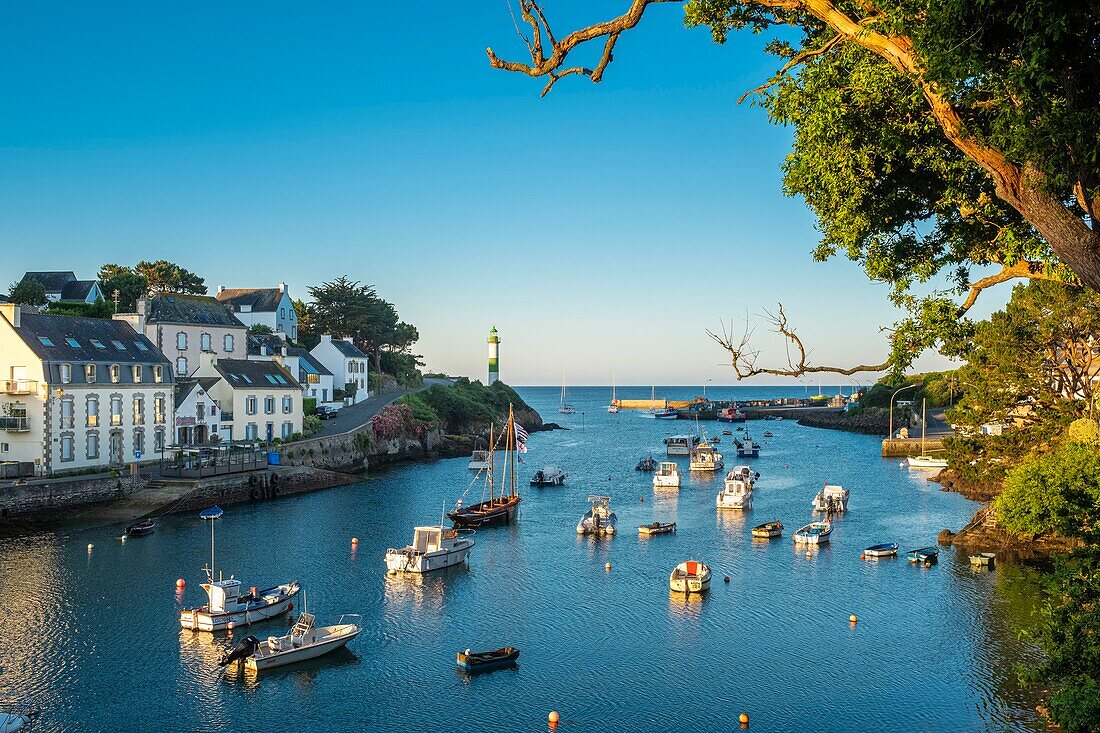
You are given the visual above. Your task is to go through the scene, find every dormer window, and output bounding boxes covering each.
[153,365,163,383]
[131,365,142,383]
[110,364,121,383]
[85,364,96,383]
[60,363,72,384]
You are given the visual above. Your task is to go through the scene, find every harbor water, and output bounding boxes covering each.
[0,385,1046,731]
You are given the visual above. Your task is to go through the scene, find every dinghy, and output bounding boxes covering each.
[635,456,657,472]
[864,543,899,558]
[219,612,361,672]
[456,646,520,673]
[669,560,711,593]
[638,521,676,536]
[125,519,155,537]
[792,521,832,545]
[751,521,783,539]
[969,552,996,568]
[907,547,939,565]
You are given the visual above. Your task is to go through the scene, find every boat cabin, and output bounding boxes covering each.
[203,578,242,612]
[411,526,456,554]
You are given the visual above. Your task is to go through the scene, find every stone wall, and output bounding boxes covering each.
[0,474,143,519]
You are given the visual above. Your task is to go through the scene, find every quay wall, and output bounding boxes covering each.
[0,475,141,519]
[882,437,945,457]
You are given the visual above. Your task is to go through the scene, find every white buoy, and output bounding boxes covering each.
[87,543,94,551]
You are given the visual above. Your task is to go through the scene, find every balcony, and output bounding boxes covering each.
[3,379,37,395]
[0,416,29,432]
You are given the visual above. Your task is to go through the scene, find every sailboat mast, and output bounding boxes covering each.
[921,398,927,457]
[509,404,516,498]
[488,422,494,503]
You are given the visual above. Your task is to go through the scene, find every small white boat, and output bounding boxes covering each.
[792,521,832,544]
[669,560,711,593]
[577,495,617,535]
[468,449,490,471]
[689,440,724,472]
[864,543,899,558]
[664,435,700,456]
[0,713,29,733]
[653,461,682,489]
[385,524,474,573]
[716,471,753,509]
[727,464,757,487]
[559,374,575,414]
[530,465,566,486]
[812,484,850,513]
[608,372,620,413]
[906,455,948,469]
[736,436,760,458]
[219,612,361,672]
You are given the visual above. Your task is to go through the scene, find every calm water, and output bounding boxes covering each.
[0,386,1045,732]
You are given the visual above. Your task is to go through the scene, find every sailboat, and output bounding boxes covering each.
[559,373,576,414]
[448,407,523,527]
[608,371,620,413]
[906,398,948,469]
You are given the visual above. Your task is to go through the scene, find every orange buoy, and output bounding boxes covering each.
[739,712,750,725]
[548,711,560,726]
[351,537,359,545]
[860,553,866,559]
[850,614,859,624]
[176,578,186,588]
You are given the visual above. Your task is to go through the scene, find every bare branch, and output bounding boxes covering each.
[737,35,842,105]
[958,260,1067,314]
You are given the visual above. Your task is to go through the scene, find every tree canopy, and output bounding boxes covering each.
[97,265,148,312]
[7,279,47,306]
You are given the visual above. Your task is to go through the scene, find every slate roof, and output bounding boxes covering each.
[330,339,367,358]
[287,347,332,376]
[216,288,283,312]
[59,280,99,302]
[174,377,222,408]
[21,271,76,295]
[145,293,245,327]
[212,358,301,390]
[246,333,287,356]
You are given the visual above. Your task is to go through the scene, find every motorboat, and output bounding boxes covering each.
[864,543,899,558]
[653,407,678,420]
[180,506,300,632]
[727,465,758,487]
[751,521,783,539]
[577,495,616,535]
[385,524,474,573]
[969,552,996,568]
[456,646,520,673]
[468,449,490,471]
[125,519,155,537]
[218,612,361,672]
[529,466,566,486]
[716,471,753,510]
[638,521,676,536]
[906,455,948,469]
[0,713,30,733]
[635,456,657,472]
[652,461,682,489]
[664,435,701,456]
[689,441,724,472]
[717,407,746,423]
[792,521,832,544]
[812,484,850,513]
[736,436,760,458]
[669,560,711,593]
[908,547,939,565]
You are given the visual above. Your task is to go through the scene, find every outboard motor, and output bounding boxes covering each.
[218,635,260,667]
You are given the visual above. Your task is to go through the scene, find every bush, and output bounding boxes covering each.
[996,441,1100,539]
[1067,418,1100,447]
[303,397,317,416]
[396,392,441,423]
[302,415,322,437]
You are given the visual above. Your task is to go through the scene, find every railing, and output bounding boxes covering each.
[2,379,37,395]
[158,444,269,478]
[0,416,29,432]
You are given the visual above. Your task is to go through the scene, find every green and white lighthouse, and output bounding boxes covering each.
[487,326,500,385]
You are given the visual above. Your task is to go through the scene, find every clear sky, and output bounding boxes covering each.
[0,2,1005,386]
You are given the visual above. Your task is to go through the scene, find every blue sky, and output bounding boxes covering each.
[0,2,1005,385]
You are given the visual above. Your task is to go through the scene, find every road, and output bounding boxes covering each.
[313,377,452,437]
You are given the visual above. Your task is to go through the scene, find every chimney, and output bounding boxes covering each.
[0,303,21,328]
[136,298,148,317]
[321,334,332,343]
[217,285,225,294]
[261,345,269,356]
[278,282,287,293]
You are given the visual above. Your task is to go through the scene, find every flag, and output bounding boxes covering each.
[514,423,529,444]
[517,441,528,454]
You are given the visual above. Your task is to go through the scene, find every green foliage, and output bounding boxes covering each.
[134,260,207,294]
[396,392,441,424]
[46,299,115,319]
[303,397,317,416]
[352,431,372,454]
[8,279,47,306]
[248,324,274,335]
[302,415,322,437]
[996,442,1100,540]
[413,378,537,434]
[380,351,424,387]
[1067,419,1100,448]
[98,266,148,312]
[858,371,961,410]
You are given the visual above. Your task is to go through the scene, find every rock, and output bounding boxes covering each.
[937,529,955,545]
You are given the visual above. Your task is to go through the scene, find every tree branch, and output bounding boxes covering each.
[958,261,1067,314]
[737,34,842,105]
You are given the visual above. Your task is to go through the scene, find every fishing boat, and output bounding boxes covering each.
[906,399,948,469]
[468,449,490,471]
[907,547,939,565]
[728,464,758,486]
[716,471,753,510]
[736,436,760,458]
[608,371,620,413]
[969,552,996,568]
[812,484,850,513]
[635,456,657,472]
[792,521,832,545]
[689,440,724,472]
[529,465,566,486]
[751,520,783,539]
[653,407,678,420]
[0,713,30,733]
[638,521,677,536]
[652,461,682,488]
[559,373,575,414]
[448,411,523,528]
[669,560,711,593]
[762,430,774,438]
[864,543,899,558]
[218,611,361,672]
[180,506,300,632]
[456,646,520,673]
[125,518,155,536]
[576,495,616,535]
[722,429,732,436]
[664,435,701,456]
[384,523,474,573]
[717,406,746,423]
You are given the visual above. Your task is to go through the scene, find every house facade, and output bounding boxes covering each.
[215,283,297,341]
[246,334,335,405]
[310,335,370,404]
[0,304,175,475]
[173,377,224,445]
[114,294,247,378]
[18,271,104,305]
[193,356,303,442]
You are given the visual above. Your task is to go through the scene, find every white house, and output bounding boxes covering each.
[114,293,247,378]
[246,333,335,406]
[310,335,370,404]
[193,355,303,442]
[18,271,104,305]
[215,283,298,341]
[0,304,175,475]
[173,377,224,446]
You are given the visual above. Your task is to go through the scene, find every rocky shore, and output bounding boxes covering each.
[795,409,889,435]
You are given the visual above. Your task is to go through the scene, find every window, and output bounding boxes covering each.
[86,433,99,460]
[197,403,206,421]
[265,422,274,441]
[112,340,126,351]
[282,396,292,414]
[265,374,277,385]
[241,374,252,384]
[85,364,96,383]
[135,342,149,352]
[133,395,145,425]
[154,428,165,452]
[307,373,319,384]
[87,396,99,427]
[0,443,7,453]
[153,365,163,383]
[201,332,212,351]
[37,336,54,347]
[224,334,234,352]
[282,421,293,438]
[111,396,123,426]
[176,331,187,350]
[264,396,275,414]
[90,339,105,350]
[246,397,257,415]
[176,357,187,376]
[60,397,74,429]
[109,364,120,383]
[280,308,285,320]
[65,338,80,348]
[154,395,166,424]
[60,434,74,462]
[131,365,142,383]
[133,429,145,456]
[60,363,72,384]
[245,423,258,440]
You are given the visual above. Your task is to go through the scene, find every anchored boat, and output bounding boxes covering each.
[716,470,753,510]
[689,440,724,472]
[652,461,682,489]
[792,521,832,545]
[218,612,361,672]
[530,466,566,486]
[969,552,996,568]
[736,436,760,458]
[467,449,490,471]
[577,495,617,535]
[669,560,711,593]
[751,521,783,539]
[864,543,899,558]
[384,522,474,574]
[908,547,939,565]
[449,409,524,528]
[906,399,948,469]
[812,484,850,513]
[664,435,700,456]
[456,646,520,673]
[635,456,657,472]
[638,521,676,536]
[125,518,155,537]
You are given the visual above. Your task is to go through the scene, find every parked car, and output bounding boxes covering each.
[315,405,341,420]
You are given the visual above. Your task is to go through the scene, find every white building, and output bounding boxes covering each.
[17,271,104,305]
[0,304,174,475]
[246,333,335,405]
[173,377,224,445]
[215,283,298,341]
[310,335,370,404]
[192,355,303,442]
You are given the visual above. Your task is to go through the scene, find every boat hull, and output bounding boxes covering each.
[669,562,712,593]
[864,544,899,558]
[751,522,783,539]
[653,475,680,488]
[638,523,676,536]
[906,456,948,469]
[736,449,759,458]
[793,523,831,544]
[385,542,472,574]
[246,626,361,671]
[456,647,520,673]
[181,583,299,632]
[447,497,520,528]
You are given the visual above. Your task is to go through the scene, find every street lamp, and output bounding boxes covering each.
[704,379,713,399]
[888,383,920,439]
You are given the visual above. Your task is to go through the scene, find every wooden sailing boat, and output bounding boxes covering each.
[448,406,522,527]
